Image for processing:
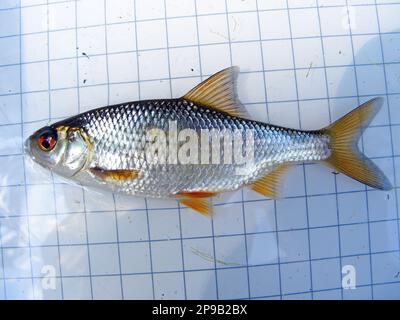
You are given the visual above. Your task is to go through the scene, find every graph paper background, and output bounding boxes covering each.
[0,0,399,300]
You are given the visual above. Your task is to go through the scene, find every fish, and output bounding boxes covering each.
[25,67,392,216]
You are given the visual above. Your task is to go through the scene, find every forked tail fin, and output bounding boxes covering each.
[322,97,392,190]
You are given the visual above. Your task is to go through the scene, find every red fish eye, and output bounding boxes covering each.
[37,133,57,151]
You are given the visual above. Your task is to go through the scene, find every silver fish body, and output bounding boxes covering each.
[25,67,391,215]
[59,98,330,198]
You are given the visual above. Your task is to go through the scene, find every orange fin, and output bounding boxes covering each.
[181,66,250,119]
[251,164,290,198]
[89,167,140,182]
[323,97,392,190]
[176,192,217,217]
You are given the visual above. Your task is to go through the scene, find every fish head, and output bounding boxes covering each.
[25,124,92,178]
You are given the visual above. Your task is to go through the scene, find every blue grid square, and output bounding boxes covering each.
[1,216,29,247]
[0,8,19,37]
[153,272,185,299]
[165,0,195,17]
[304,164,336,195]
[231,42,263,72]
[92,275,122,300]
[217,267,249,299]
[119,242,151,274]
[228,12,259,42]
[62,277,92,300]
[185,270,217,300]
[77,0,105,27]
[0,66,19,95]
[356,65,386,96]
[340,223,370,256]
[0,94,21,125]
[86,211,117,244]
[21,33,47,63]
[167,17,197,47]
[77,26,106,56]
[386,63,400,94]
[243,200,276,233]
[259,9,290,40]
[5,278,34,300]
[351,5,379,35]
[49,29,76,60]
[169,47,200,78]
[311,258,341,291]
[106,23,136,53]
[289,8,320,38]
[28,215,58,246]
[292,37,324,68]
[278,230,310,263]
[326,66,357,98]
[30,246,61,278]
[117,210,149,242]
[182,238,215,271]
[122,274,153,299]
[148,209,180,241]
[57,213,87,245]
[309,226,340,259]
[0,186,26,217]
[105,0,134,23]
[276,197,308,231]
[151,240,183,272]
[215,235,247,268]
[338,192,368,224]
[180,207,213,238]
[249,265,280,298]
[48,1,76,30]
[199,44,231,75]
[59,245,90,277]
[262,39,293,70]
[137,19,167,50]
[196,0,225,15]
[54,184,84,214]
[352,34,383,65]
[247,232,279,266]
[50,88,79,119]
[89,244,120,276]
[213,203,244,236]
[136,0,165,19]
[22,91,49,123]
[367,189,397,221]
[138,49,170,80]
[280,261,311,295]
[3,247,32,278]
[373,283,400,300]
[369,220,399,253]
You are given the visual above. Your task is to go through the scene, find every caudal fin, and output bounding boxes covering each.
[323,97,392,190]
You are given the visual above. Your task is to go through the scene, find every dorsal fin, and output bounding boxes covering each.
[182,66,250,119]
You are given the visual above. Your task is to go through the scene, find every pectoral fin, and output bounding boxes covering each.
[251,164,290,198]
[89,167,140,182]
[176,191,217,217]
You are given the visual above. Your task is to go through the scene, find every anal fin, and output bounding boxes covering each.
[251,164,290,198]
[176,191,217,217]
